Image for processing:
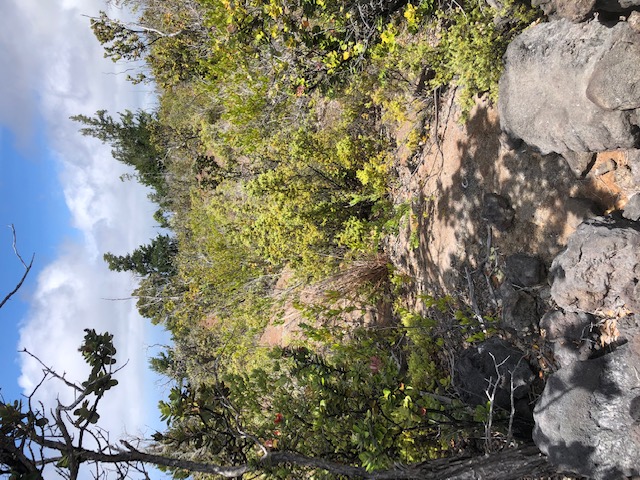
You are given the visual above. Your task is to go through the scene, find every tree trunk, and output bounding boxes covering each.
[62,441,557,480]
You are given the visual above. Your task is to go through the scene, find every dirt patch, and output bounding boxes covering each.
[260,259,392,347]
[389,91,630,303]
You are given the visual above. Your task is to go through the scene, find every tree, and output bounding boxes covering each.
[103,234,178,277]
[0,330,557,480]
[70,109,168,200]
[89,5,212,87]
[89,10,185,63]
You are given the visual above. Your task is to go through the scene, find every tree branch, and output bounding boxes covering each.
[30,439,553,480]
[0,225,34,310]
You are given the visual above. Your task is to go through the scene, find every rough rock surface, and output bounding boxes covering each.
[499,19,640,154]
[561,151,596,178]
[624,193,640,220]
[587,40,640,111]
[504,253,546,287]
[539,309,596,366]
[500,282,540,333]
[531,0,596,21]
[628,148,640,185]
[454,338,535,411]
[533,0,640,21]
[549,216,640,313]
[630,10,640,32]
[534,315,640,479]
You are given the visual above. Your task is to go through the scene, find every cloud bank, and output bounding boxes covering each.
[0,0,172,469]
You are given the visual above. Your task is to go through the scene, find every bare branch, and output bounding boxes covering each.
[21,349,84,393]
[1,224,35,310]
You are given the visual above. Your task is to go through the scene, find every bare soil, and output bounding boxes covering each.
[388,90,632,308]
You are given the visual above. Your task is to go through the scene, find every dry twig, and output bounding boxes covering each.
[1,224,35,310]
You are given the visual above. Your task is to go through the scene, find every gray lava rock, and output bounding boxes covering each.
[550,216,640,314]
[482,192,515,231]
[500,282,540,334]
[624,193,640,221]
[533,315,640,479]
[454,338,535,411]
[628,148,640,185]
[534,0,640,21]
[587,40,640,111]
[531,0,596,21]
[561,151,596,178]
[539,309,596,366]
[499,19,640,154]
[505,253,546,287]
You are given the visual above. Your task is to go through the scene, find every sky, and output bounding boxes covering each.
[0,0,173,477]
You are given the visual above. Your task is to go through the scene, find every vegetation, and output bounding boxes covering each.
[0,329,557,480]
[1,1,548,479]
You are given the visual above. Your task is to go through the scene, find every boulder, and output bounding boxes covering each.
[504,253,546,287]
[482,192,515,231]
[533,315,640,478]
[500,282,540,334]
[550,216,640,314]
[499,19,640,154]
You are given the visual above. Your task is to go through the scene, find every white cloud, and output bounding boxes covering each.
[18,250,159,435]
[0,0,173,475]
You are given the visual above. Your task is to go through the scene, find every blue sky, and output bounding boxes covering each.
[0,123,73,400]
[0,0,173,477]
